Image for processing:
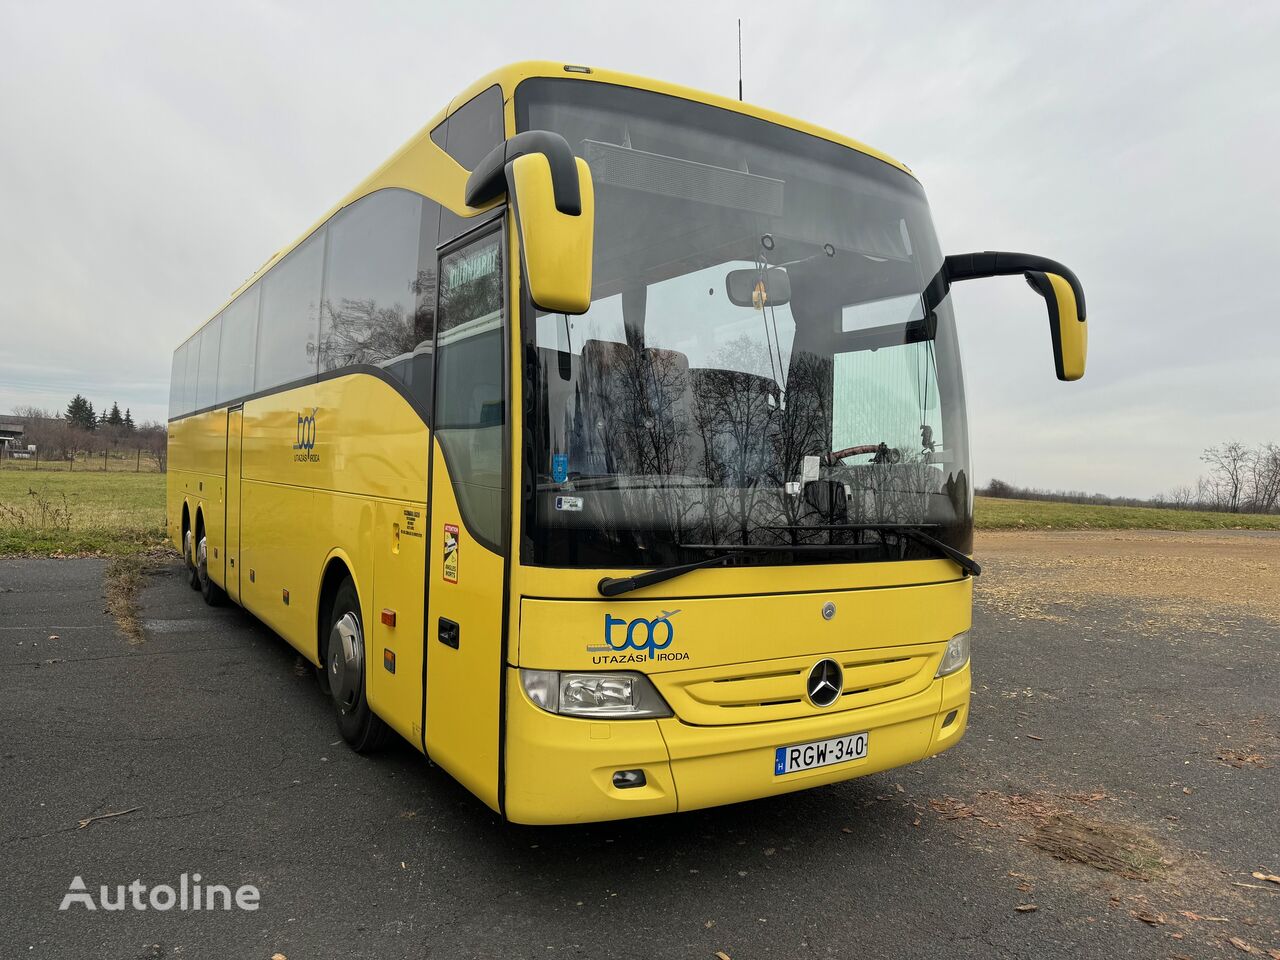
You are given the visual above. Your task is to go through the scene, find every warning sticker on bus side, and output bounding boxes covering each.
[443,523,459,583]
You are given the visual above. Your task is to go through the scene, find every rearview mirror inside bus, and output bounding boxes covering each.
[726,266,791,308]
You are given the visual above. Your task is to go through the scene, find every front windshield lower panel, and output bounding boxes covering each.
[515,79,972,570]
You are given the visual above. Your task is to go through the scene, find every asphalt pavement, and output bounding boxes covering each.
[2,556,1276,959]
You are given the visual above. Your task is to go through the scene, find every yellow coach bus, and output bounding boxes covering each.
[167,62,1087,824]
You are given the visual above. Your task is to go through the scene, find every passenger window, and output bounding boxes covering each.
[319,189,440,413]
[435,228,506,549]
[169,344,186,419]
[437,85,504,169]
[437,85,505,244]
[196,315,222,411]
[183,333,200,414]
[217,285,259,405]
[256,231,324,391]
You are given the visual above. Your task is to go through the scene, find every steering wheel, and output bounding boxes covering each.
[824,442,902,467]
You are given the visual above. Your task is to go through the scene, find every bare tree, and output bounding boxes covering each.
[1201,442,1251,513]
[1248,442,1280,514]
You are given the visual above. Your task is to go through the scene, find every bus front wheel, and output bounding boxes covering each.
[324,578,388,753]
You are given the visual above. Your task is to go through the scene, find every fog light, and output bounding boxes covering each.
[935,631,970,677]
[520,669,673,719]
[942,709,958,728]
[612,769,646,789]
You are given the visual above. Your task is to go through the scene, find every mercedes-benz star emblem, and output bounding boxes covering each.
[806,658,843,708]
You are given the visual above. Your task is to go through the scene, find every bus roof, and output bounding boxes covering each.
[179,61,913,348]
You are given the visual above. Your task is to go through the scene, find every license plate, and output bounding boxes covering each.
[774,732,868,775]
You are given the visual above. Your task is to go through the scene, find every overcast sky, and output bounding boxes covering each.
[2,1,1276,497]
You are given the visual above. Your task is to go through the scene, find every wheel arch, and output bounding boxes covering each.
[316,548,365,668]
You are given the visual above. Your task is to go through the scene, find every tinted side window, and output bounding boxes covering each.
[320,189,425,368]
[217,285,259,405]
[435,228,506,549]
[438,85,505,244]
[319,189,439,412]
[256,231,324,391]
[183,333,200,414]
[440,85,504,169]
[196,315,222,411]
[169,345,185,419]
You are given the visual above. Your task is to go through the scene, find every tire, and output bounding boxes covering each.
[323,578,388,753]
[184,527,200,590]
[196,532,225,606]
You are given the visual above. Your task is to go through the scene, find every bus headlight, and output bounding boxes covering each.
[935,631,970,677]
[520,669,673,719]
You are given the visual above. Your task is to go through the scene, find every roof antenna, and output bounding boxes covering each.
[737,19,743,101]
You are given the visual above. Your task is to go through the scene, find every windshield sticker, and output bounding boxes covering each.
[554,495,583,512]
[552,453,569,483]
[587,610,690,664]
[442,524,459,583]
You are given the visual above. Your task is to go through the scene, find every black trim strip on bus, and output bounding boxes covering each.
[167,363,428,428]
[518,573,969,604]
[496,217,514,821]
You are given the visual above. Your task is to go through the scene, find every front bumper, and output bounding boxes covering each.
[502,661,970,825]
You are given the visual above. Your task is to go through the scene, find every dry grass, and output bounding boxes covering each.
[0,471,165,556]
[104,552,150,643]
[975,530,1280,637]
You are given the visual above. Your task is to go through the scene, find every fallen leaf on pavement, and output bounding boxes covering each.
[1025,734,1044,741]
[77,806,141,829]
[1227,937,1255,954]
[1015,904,1037,913]
[1131,910,1166,925]
[715,952,732,960]
[1251,871,1280,884]
[1181,910,1229,922]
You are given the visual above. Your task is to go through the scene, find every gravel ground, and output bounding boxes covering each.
[2,533,1277,959]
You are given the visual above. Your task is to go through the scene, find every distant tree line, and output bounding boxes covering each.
[8,399,166,469]
[979,441,1280,516]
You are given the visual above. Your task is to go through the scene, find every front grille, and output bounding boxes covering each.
[652,643,942,726]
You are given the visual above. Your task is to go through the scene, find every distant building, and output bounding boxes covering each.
[0,421,24,452]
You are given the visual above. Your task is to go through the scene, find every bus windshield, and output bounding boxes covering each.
[517,79,972,569]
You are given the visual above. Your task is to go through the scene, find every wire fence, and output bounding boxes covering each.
[0,448,166,473]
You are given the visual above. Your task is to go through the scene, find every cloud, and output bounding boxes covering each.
[1,0,1274,495]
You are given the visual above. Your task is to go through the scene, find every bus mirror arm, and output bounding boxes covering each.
[463,130,595,316]
[465,130,582,214]
[924,251,1089,382]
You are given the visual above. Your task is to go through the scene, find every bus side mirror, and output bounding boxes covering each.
[465,130,595,315]
[939,251,1088,382]
[1024,270,1087,381]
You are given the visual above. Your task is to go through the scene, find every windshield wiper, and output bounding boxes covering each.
[768,522,981,578]
[597,553,735,597]
[596,542,880,597]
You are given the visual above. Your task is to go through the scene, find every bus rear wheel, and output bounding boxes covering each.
[196,533,224,606]
[324,578,388,753]
[183,527,200,590]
